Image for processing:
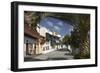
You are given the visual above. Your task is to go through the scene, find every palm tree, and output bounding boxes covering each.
[70,14,90,59]
[78,15,90,58]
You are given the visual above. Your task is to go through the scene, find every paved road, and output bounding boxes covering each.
[24,49,73,61]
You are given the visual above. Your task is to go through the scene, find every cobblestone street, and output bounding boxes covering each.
[24,48,74,61]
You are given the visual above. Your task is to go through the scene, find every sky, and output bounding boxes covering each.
[39,17,73,37]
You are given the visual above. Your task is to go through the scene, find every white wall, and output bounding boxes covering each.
[37,24,53,37]
[0,0,99,73]
[37,25,47,37]
[42,41,56,54]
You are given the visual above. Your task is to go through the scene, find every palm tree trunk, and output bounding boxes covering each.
[79,37,90,58]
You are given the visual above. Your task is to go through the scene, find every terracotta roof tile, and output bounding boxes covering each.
[24,24,40,39]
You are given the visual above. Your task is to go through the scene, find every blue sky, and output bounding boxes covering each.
[39,17,73,37]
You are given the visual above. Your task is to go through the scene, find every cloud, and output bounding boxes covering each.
[54,26,60,32]
[57,21,63,26]
[46,21,53,27]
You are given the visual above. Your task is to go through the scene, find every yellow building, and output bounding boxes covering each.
[24,24,45,56]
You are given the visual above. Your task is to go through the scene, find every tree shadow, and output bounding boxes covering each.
[57,48,69,51]
[47,57,68,60]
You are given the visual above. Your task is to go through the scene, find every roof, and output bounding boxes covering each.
[24,24,40,39]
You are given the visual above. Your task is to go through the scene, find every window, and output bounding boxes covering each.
[43,47,45,51]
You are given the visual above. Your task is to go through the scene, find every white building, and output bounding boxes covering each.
[37,24,62,54]
[37,24,52,36]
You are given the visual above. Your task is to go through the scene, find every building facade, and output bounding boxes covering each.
[24,22,66,56]
[24,24,44,57]
[36,25,62,54]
